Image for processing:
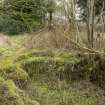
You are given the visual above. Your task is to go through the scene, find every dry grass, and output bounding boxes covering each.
[26,26,105,53]
[0,33,12,46]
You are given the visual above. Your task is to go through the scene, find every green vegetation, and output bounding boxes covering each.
[0,0,105,105]
[0,77,39,105]
[0,35,105,105]
[0,0,55,34]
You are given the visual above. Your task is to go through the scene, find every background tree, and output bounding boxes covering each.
[77,0,105,21]
[77,0,105,48]
[46,0,56,30]
[0,0,48,34]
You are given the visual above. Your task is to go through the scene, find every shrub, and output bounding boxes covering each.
[0,15,28,35]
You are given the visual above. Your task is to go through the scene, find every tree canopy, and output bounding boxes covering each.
[0,0,56,34]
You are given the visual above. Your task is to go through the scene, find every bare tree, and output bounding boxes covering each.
[87,0,95,48]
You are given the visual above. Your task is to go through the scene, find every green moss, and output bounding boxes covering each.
[0,77,25,105]
[0,59,28,88]
[23,97,39,105]
[17,50,80,64]
[0,77,40,105]
[6,67,28,80]
[21,54,81,81]
[0,47,7,56]
[1,46,105,105]
[0,65,28,81]
[5,80,17,96]
[0,59,14,70]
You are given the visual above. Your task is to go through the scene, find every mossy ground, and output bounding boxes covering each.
[0,35,105,105]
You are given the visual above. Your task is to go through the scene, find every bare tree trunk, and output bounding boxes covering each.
[101,2,105,34]
[72,0,80,43]
[49,12,53,30]
[87,0,95,48]
[90,0,95,48]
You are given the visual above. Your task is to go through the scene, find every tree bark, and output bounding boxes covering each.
[87,0,95,48]
[48,12,53,30]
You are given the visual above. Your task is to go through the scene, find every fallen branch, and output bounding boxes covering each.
[59,32,105,55]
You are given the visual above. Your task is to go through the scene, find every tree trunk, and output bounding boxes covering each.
[49,12,53,30]
[87,0,95,48]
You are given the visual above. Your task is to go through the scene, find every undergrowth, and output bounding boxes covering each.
[0,35,105,105]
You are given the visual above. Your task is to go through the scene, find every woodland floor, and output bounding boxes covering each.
[0,32,105,105]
